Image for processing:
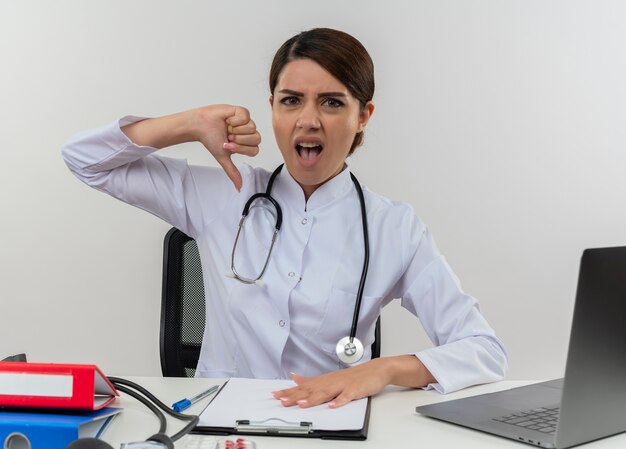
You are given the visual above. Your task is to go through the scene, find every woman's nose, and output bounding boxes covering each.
[296,105,321,129]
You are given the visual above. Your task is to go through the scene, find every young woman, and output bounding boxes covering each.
[62,28,507,408]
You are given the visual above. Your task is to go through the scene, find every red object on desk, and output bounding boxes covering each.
[0,362,119,410]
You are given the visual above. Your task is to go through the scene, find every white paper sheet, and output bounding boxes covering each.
[198,378,368,431]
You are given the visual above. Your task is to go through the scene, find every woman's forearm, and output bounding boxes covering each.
[381,354,436,388]
[121,109,198,149]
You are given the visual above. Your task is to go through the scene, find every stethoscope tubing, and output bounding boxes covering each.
[230,167,284,284]
[348,172,370,342]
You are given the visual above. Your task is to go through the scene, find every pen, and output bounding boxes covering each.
[172,384,220,412]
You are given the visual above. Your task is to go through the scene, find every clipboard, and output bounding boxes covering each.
[192,378,371,440]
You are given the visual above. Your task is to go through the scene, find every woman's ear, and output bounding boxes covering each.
[269,95,274,107]
[357,101,375,132]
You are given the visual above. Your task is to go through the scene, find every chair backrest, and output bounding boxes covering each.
[372,315,381,359]
[159,227,381,377]
[160,228,206,377]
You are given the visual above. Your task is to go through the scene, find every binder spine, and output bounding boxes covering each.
[1,422,75,449]
[0,362,117,410]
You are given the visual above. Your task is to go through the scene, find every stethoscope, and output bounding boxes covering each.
[229,164,370,364]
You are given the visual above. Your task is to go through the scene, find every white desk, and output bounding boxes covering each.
[102,377,626,448]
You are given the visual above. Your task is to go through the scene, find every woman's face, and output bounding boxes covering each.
[271,58,374,200]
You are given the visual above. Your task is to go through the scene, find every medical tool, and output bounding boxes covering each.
[230,164,370,364]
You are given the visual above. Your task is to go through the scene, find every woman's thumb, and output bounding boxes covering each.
[217,154,242,192]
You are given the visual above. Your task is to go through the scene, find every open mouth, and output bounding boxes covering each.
[295,142,324,161]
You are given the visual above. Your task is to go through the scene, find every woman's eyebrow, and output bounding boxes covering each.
[317,91,347,98]
[278,89,348,98]
[278,89,303,96]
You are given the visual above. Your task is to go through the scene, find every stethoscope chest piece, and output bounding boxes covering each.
[336,336,364,364]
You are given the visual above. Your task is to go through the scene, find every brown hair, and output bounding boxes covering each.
[269,28,375,155]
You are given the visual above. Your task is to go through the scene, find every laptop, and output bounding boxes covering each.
[416,246,626,448]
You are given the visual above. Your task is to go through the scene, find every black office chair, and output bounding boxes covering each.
[160,228,206,377]
[159,228,381,378]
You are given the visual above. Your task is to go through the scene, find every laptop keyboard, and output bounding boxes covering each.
[493,406,560,435]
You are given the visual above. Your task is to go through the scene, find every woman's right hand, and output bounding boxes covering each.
[190,105,261,192]
[122,104,261,191]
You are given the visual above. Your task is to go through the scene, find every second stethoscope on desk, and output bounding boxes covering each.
[228,164,370,365]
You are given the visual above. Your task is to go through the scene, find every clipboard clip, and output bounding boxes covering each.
[236,418,313,435]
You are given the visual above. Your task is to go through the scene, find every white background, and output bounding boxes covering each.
[1,1,624,381]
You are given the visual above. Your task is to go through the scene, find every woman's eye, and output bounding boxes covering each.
[322,98,345,108]
[279,96,299,106]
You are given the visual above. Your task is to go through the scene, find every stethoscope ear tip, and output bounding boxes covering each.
[254,279,265,288]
